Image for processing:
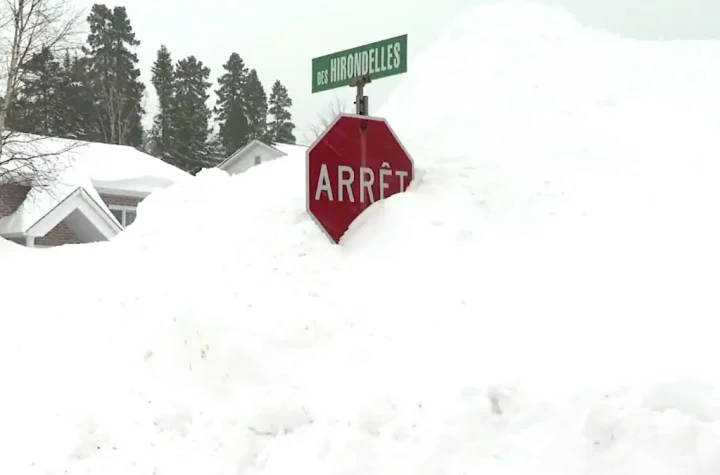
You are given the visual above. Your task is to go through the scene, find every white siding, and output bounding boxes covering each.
[224,155,256,175]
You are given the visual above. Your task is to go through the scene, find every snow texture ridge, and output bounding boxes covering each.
[2,1,720,474]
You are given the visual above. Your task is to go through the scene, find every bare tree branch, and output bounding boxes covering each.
[0,0,82,132]
[306,94,350,141]
[0,0,83,190]
[0,129,83,193]
[92,63,145,147]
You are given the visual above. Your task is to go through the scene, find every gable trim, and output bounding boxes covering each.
[26,187,122,239]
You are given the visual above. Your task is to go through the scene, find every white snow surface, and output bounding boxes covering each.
[274,142,308,159]
[3,2,720,473]
[79,139,191,193]
[0,235,25,253]
[0,135,190,233]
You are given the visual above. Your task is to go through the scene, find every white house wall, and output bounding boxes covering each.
[223,155,255,175]
[64,208,111,242]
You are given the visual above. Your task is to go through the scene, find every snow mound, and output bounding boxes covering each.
[273,142,308,160]
[2,2,720,474]
[0,236,25,253]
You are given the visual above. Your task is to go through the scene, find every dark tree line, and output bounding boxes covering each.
[6,3,296,175]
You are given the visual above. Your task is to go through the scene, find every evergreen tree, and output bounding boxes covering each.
[266,80,296,144]
[171,55,212,174]
[214,52,249,156]
[206,132,226,165]
[244,69,267,142]
[56,52,98,140]
[83,4,145,146]
[7,48,64,136]
[140,127,152,153]
[149,45,174,159]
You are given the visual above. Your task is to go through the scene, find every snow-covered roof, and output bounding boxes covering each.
[273,142,307,159]
[0,133,190,236]
[1,134,190,191]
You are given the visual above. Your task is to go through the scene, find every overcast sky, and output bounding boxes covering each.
[74,0,720,144]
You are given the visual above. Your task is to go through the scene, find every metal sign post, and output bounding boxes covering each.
[353,75,370,115]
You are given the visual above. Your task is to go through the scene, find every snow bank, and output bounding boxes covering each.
[0,236,25,253]
[2,2,720,474]
[273,142,308,160]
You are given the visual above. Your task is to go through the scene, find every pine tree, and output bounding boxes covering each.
[56,52,98,140]
[7,48,64,136]
[149,45,175,160]
[171,55,212,174]
[267,80,296,145]
[206,132,226,165]
[140,127,152,153]
[83,4,146,146]
[214,52,249,157]
[244,69,267,142]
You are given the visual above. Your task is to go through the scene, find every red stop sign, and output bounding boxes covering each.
[306,114,414,243]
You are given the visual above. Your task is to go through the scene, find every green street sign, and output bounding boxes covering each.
[312,34,408,93]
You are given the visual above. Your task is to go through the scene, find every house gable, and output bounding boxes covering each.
[1,133,190,246]
[217,139,287,175]
[38,220,82,246]
[3,219,83,247]
[0,185,144,247]
[25,187,122,242]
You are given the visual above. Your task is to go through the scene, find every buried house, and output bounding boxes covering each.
[217,139,308,175]
[0,135,190,248]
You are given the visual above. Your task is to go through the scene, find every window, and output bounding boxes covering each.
[109,206,137,227]
[125,209,136,225]
[254,155,261,166]
[110,208,123,223]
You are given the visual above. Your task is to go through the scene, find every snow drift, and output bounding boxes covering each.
[0,236,25,254]
[2,2,720,474]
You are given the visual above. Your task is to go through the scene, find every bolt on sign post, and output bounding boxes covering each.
[306,114,414,244]
[311,34,408,116]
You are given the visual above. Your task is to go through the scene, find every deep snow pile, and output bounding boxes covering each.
[3,2,720,474]
[0,236,26,254]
